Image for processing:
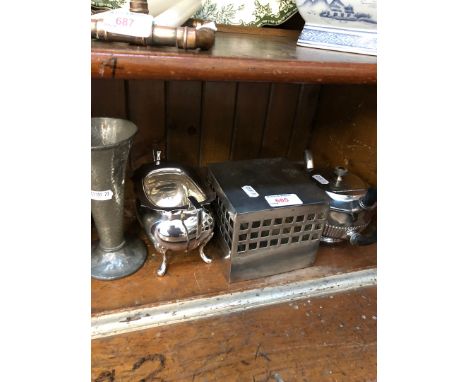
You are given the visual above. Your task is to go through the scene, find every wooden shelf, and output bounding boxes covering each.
[92,285,376,381]
[91,24,377,380]
[92,219,376,316]
[91,26,376,84]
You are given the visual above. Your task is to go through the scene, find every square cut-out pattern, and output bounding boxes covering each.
[209,174,328,256]
[214,195,233,250]
[234,212,325,254]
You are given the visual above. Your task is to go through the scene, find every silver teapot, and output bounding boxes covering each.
[134,152,215,276]
[305,150,377,245]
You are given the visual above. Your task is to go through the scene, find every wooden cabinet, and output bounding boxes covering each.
[91,26,376,381]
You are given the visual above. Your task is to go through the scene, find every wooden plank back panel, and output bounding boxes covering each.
[90,80,387,189]
[309,85,377,186]
[126,80,166,169]
[230,83,271,160]
[199,82,237,166]
[91,79,126,118]
[287,84,321,161]
[166,81,203,166]
[260,83,301,158]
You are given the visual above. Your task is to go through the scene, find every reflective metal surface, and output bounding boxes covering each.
[207,158,329,282]
[305,149,377,244]
[143,168,206,209]
[91,118,147,280]
[91,17,215,50]
[134,160,214,276]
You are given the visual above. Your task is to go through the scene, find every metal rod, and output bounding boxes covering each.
[91,18,215,50]
[129,0,149,14]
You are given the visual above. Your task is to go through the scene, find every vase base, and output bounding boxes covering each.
[91,236,147,280]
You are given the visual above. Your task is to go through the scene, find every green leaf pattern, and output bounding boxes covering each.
[193,0,247,25]
[196,0,297,26]
[91,0,126,10]
[91,0,298,27]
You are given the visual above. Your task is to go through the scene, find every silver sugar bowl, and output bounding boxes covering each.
[133,152,215,276]
[305,150,377,245]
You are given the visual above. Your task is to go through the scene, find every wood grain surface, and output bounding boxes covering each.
[91,80,377,316]
[308,85,377,186]
[166,81,203,166]
[91,28,377,381]
[91,79,321,170]
[91,79,127,118]
[92,217,376,315]
[260,83,301,158]
[91,28,376,84]
[91,81,376,182]
[126,79,166,169]
[92,286,377,381]
[230,83,271,160]
[199,81,237,166]
[287,85,320,161]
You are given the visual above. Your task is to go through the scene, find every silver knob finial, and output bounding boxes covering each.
[153,149,161,165]
[334,166,348,183]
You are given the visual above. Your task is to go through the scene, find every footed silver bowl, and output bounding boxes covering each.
[134,158,215,276]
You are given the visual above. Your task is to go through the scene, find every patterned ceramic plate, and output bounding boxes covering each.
[91,1,298,27]
[193,0,298,26]
[91,0,126,13]
[295,0,377,55]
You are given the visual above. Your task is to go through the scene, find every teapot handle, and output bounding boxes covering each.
[187,195,202,209]
[360,187,377,209]
[349,229,377,246]
[188,196,203,238]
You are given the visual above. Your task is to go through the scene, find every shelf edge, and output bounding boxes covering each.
[91,51,377,84]
[92,267,376,339]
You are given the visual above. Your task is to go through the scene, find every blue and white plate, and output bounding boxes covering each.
[296,0,377,55]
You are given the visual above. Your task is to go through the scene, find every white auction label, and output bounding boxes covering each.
[101,10,153,38]
[91,190,113,201]
[265,194,303,207]
[312,174,329,185]
[242,185,259,198]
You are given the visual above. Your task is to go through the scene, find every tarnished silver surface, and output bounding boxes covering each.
[91,118,147,280]
[91,236,147,280]
[305,150,376,244]
[135,162,215,276]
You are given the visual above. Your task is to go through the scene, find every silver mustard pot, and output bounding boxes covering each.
[133,152,215,276]
[304,150,377,245]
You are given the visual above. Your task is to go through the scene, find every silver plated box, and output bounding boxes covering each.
[207,158,329,282]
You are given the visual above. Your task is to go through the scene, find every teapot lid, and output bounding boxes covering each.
[311,166,368,196]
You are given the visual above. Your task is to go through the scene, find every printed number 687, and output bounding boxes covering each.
[115,17,134,27]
